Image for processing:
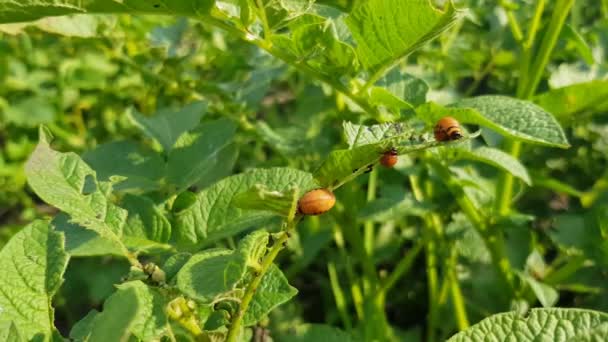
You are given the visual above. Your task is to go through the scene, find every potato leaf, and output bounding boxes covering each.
[448,308,608,341]
[0,221,69,341]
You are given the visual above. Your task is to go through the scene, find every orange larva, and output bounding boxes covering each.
[380,148,398,168]
[434,116,463,142]
[298,188,336,215]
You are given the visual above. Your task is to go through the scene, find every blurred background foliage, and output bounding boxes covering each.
[1,0,607,339]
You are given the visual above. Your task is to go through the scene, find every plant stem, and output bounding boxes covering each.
[501,4,524,43]
[409,175,441,342]
[522,0,575,99]
[500,0,574,218]
[254,0,271,41]
[495,140,521,215]
[445,247,469,331]
[364,168,378,256]
[378,240,423,296]
[428,160,515,291]
[327,261,353,330]
[333,225,365,319]
[226,227,292,342]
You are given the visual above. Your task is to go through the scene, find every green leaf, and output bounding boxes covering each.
[121,194,172,243]
[342,121,402,148]
[0,221,69,341]
[285,14,357,76]
[518,273,559,308]
[275,323,357,342]
[128,101,207,152]
[0,321,22,342]
[0,1,215,24]
[563,24,594,66]
[358,194,432,222]
[454,146,531,185]
[162,253,192,283]
[149,18,190,58]
[447,308,608,342]
[3,96,55,127]
[52,214,124,257]
[369,69,428,109]
[171,168,317,245]
[69,310,99,341]
[194,143,239,190]
[449,96,570,148]
[533,80,608,120]
[237,230,270,271]
[34,14,112,37]
[345,0,461,72]
[88,281,169,341]
[243,265,298,326]
[167,118,237,190]
[83,140,165,192]
[25,128,129,256]
[176,249,245,302]
[233,185,299,217]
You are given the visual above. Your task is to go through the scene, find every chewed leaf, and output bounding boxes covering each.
[343,121,407,148]
[447,308,608,342]
[25,127,128,251]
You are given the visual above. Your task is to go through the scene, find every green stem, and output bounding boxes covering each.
[327,261,353,330]
[522,0,576,99]
[254,0,271,40]
[447,248,469,331]
[517,0,546,98]
[501,5,524,43]
[364,168,378,255]
[495,140,521,215]
[410,175,440,342]
[226,226,293,342]
[429,160,515,291]
[378,240,423,296]
[333,225,365,319]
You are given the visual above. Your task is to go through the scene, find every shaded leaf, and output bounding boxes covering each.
[454,146,531,185]
[167,118,236,191]
[128,101,207,152]
[83,140,165,192]
[88,281,169,341]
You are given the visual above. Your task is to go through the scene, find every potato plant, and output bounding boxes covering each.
[0,1,607,341]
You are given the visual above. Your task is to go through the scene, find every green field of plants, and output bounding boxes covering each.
[0,1,607,341]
